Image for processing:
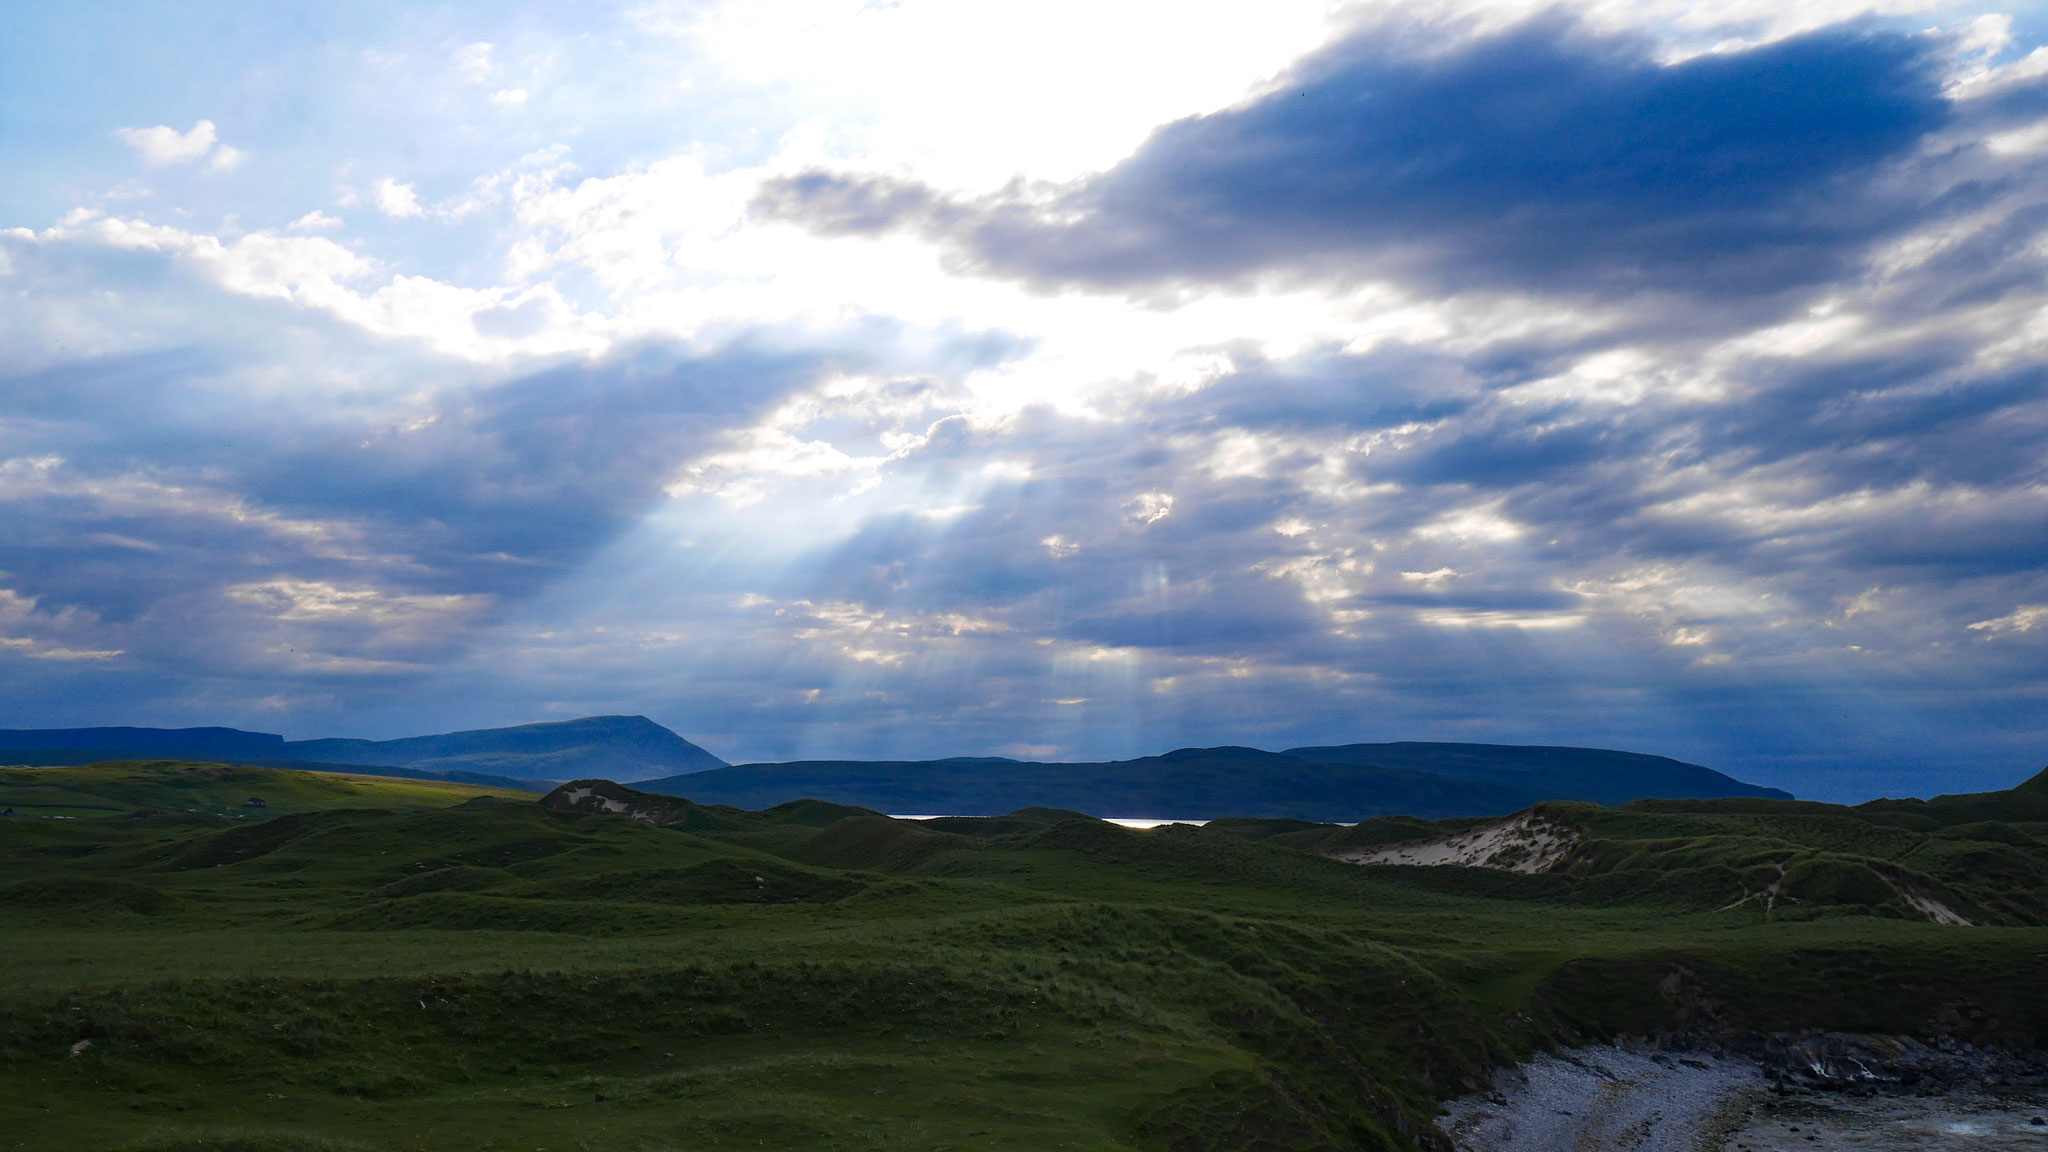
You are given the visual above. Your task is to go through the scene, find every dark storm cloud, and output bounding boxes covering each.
[0,310,840,710]
[233,345,823,590]
[756,17,1952,301]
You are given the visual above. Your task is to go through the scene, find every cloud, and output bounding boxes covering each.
[0,587,122,663]
[1124,491,1173,525]
[455,41,495,82]
[757,18,1954,306]
[11,3,2048,799]
[113,120,231,167]
[1970,605,2048,636]
[14,211,607,360]
[0,225,871,721]
[0,342,835,696]
[375,178,424,218]
[523,260,2042,791]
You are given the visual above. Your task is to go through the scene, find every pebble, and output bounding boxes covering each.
[1438,1045,1760,1152]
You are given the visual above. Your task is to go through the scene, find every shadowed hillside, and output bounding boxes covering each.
[1283,741,1792,808]
[286,715,728,782]
[1217,766,2048,927]
[0,716,726,785]
[641,741,1787,819]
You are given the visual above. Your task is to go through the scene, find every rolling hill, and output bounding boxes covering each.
[0,715,726,785]
[284,715,728,782]
[3,761,2045,1151]
[637,741,1788,820]
[0,721,1787,817]
[1283,741,1791,808]
[0,760,526,819]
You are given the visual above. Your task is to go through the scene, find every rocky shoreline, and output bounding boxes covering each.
[1746,1030,2048,1095]
[1437,1033,2048,1151]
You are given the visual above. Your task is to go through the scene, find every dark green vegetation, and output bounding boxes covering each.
[3,762,2046,1151]
[0,716,728,787]
[1234,767,2048,926]
[641,741,1787,820]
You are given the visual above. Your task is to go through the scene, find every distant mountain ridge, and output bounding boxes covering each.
[287,715,728,782]
[639,742,1789,821]
[0,726,284,761]
[0,716,726,785]
[0,719,1788,818]
[1280,741,1788,811]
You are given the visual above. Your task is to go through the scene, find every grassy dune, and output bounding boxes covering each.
[0,761,530,820]
[2,765,2046,1150]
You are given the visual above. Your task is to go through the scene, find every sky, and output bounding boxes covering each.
[3,0,2047,800]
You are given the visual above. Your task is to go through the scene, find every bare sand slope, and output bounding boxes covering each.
[1438,1045,1761,1152]
[1333,811,1579,873]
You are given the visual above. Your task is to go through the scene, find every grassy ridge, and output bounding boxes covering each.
[1232,778,2048,926]
[0,761,528,820]
[2,765,2046,1150]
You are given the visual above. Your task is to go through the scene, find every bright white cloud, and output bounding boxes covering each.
[1969,605,2048,636]
[112,120,222,166]
[1124,492,1174,526]
[17,211,607,361]
[374,178,424,218]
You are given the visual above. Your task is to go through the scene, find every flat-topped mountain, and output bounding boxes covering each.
[287,715,727,782]
[0,725,285,762]
[640,741,1787,820]
[0,715,726,785]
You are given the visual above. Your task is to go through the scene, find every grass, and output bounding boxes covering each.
[0,762,528,821]
[2,763,2047,1150]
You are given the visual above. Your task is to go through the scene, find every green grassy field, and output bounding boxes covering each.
[3,763,2046,1151]
[0,761,530,820]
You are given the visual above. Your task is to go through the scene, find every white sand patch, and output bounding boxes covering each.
[1904,892,1972,926]
[560,785,631,813]
[557,785,667,822]
[1329,811,1579,873]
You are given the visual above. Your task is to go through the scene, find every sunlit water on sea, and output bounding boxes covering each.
[1721,1091,2048,1149]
